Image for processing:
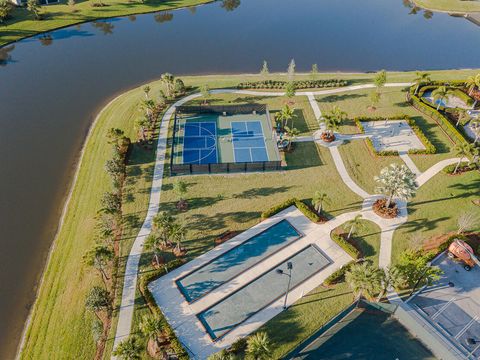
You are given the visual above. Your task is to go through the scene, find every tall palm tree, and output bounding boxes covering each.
[278,104,295,128]
[323,106,347,136]
[455,109,470,127]
[283,126,300,151]
[465,74,480,96]
[377,265,405,301]
[83,244,114,288]
[139,315,164,345]
[160,73,176,99]
[113,336,143,360]
[345,214,364,239]
[345,262,383,300]
[135,116,149,142]
[312,191,330,214]
[246,332,270,360]
[453,143,475,174]
[431,86,451,111]
[144,234,162,265]
[375,164,418,209]
[414,72,431,94]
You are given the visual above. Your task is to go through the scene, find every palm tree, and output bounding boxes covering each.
[144,233,162,266]
[201,84,211,105]
[27,0,41,20]
[453,143,475,174]
[83,244,114,288]
[431,86,451,111]
[113,336,143,360]
[139,315,164,345]
[152,211,173,247]
[345,214,364,239]
[465,74,480,96]
[323,106,347,137]
[170,222,187,254]
[283,126,300,151]
[377,265,405,301]
[345,262,383,300]
[414,72,431,94]
[208,349,235,360]
[312,191,330,214]
[455,109,470,127]
[135,116,149,142]
[375,164,418,209]
[173,180,188,209]
[278,104,295,128]
[85,286,111,324]
[160,73,176,99]
[246,332,270,360]
[142,85,150,99]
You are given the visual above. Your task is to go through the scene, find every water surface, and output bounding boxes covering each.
[1,0,479,357]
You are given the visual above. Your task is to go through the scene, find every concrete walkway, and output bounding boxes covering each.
[112,81,459,357]
[399,152,422,177]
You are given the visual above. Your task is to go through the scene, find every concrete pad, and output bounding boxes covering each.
[362,120,425,153]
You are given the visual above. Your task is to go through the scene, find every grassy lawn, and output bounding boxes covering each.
[21,70,480,360]
[258,282,354,359]
[413,0,480,13]
[0,0,212,47]
[333,220,382,266]
[391,170,480,265]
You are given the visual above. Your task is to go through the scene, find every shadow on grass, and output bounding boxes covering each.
[320,93,367,103]
[285,142,323,170]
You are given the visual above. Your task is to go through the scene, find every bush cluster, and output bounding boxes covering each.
[324,261,355,286]
[330,232,361,260]
[138,259,188,359]
[409,86,468,145]
[237,79,348,90]
[443,161,477,174]
[261,198,320,222]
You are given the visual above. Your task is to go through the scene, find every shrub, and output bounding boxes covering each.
[324,261,355,285]
[138,259,188,359]
[261,198,320,222]
[237,79,348,90]
[443,161,474,174]
[331,232,361,259]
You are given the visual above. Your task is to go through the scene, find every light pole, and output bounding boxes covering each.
[276,262,293,310]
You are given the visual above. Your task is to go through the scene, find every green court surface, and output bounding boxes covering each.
[288,301,435,360]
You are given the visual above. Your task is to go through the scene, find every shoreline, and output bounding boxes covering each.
[17,69,479,359]
[0,0,214,48]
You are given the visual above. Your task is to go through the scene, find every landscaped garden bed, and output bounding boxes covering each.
[373,198,398,218]
[237,79,348,90]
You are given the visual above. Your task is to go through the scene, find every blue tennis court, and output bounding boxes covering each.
[182,121,218,164]
[231,121,269,163]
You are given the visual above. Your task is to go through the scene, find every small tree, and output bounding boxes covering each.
[457,212,479,234]
[465,74,480,96]
[374,70,387,89]
[170,222,187,255]
[312,191,330,214]
[100,191,122,215]
[83,244,114,288]
[377,265,405,300]
[201,84,211,105]
[277,104,295,128]
[285,81,296,99]
[455,109,470,127]
[260,60,269,79]
[453,142,475,174]
[0,0,14,23]
[139,314,164,345]
[174,180,188,210]
[375,164,417,209]
[91,318,104,343]
[414,72,431,94]
[311,63,319,80]
[287,59,296,81]
[143,85,151,99]
[369,90,381,110]
[27,0,41,20]
[143,234,162,266]
[246,332,270,360]
[283,126,299,151]
[208,349,235,360]
[113,336,143,360]
[323,106,347,137]
[174,78,186,97]
[135,116,149,142]
[160,73,175,99]
[345,262,383,300]
[397,249,442,295]
[152,211,174,247]
[85,286,111,323]
[345,214,364,239]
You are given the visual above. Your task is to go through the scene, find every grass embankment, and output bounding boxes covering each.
[0,0,212,47]
[413,0,480,13]
[21,70,480,359]
[392,170,480,264]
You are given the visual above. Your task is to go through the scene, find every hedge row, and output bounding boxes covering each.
[409,86,468,145]
[354,115,436,155]
[324,261,355,286]
[331,232,361,260]
[237,79,348,90]
[261,197,320,223]
[138,259,189,360]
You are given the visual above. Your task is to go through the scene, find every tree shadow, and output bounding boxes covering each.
[410,116,450,154]
[233,186,292,199]
[285,142,323,170]
[320,93,367,103]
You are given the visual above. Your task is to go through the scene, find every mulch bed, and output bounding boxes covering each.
[373,198,398,219]
[321,132,336,142]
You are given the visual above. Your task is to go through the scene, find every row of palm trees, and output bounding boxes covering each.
[84,128,131,358]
